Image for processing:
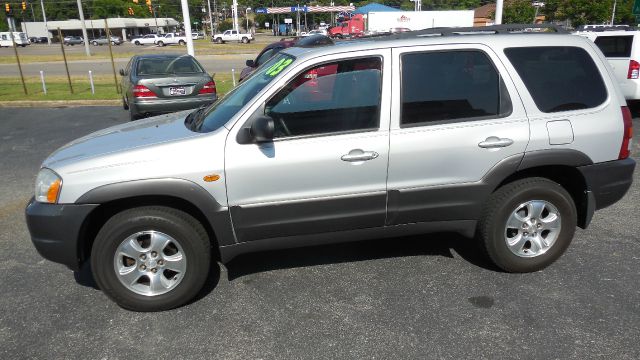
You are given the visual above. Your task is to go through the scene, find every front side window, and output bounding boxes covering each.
[505,46,607,113]
[265,57,382,138]
[401,50,512,127]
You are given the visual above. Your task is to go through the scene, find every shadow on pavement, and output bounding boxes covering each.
[225,232,501,281]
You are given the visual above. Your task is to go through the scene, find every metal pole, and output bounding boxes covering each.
[231,68,236,86]
[611,0,617,25]
[495,0,504,25]
[30,3,35,22]
[207,0,213,37]
[76,0,91,56]
[40,71,47,94]
[181,0,195,56]
[88,70,95,95]
[57,28,73,94]
[10,30,28,95]
[104,19,119,94]
[232,0,238,31]
[153,6,159,33]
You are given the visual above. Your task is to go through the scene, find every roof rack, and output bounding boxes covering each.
[373,23,568,40]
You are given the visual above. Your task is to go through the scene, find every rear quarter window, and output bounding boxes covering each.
[594,35,633,57]
[504,46,608,113]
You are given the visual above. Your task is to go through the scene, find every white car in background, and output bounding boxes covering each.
[131,34,161,46]
[302,29,328,37]
[575,27,640,102]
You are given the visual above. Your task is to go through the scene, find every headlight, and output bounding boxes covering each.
[35,168,62,204]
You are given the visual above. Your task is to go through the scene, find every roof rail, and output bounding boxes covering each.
[378,23,568,40]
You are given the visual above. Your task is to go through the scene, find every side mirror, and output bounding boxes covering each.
[250,115,274,143]
[119,69,125,76]
[245,59,255,67]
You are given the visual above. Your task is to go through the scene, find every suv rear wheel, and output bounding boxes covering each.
[91,206,211,311]
[478,178,577,273]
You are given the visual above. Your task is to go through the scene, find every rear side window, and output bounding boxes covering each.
[594,36,633,57]
[400,50,512,127]
[505,47,607,113]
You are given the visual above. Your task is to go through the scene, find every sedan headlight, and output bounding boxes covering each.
[35,168,62,204]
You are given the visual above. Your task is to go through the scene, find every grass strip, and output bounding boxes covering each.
[0,73,235,101]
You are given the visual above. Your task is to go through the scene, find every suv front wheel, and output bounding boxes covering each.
[478,178,577,273]
[91,206,211,311]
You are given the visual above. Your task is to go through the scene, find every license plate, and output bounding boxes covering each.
[169,87,186,96]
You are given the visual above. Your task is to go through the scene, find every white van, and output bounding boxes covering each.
[575,28,640,102]
[0,32,30,47]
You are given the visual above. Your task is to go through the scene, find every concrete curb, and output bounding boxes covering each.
[0,100,120,108]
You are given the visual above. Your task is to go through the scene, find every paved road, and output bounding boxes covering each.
[0,54,249,77]
[0,107,638,359]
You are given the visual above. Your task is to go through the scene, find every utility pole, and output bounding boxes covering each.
[76,0,91,56]
[180,0,195,55]
[207,0,213,37]
[495,0,504,25]
[232,0,238,31]
[39,0,50,44]
[611,0,617,25]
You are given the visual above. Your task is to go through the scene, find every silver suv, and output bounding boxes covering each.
[26,26,635,311]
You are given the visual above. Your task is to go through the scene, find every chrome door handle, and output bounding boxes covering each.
[478,136,514,149]
[341,149,379,162]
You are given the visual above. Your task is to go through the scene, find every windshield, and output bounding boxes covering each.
[191,53,295,133]
[136,56,204,75]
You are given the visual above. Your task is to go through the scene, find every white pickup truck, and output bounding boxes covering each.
[156,33,188,47]
[212,30,253,44]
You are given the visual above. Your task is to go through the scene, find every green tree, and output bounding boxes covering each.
[499,0,537,24]
[544,0,613,27]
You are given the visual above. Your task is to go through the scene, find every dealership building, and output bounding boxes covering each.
[21,17,180,41]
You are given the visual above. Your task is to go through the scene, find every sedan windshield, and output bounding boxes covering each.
[136,56,204,76]
[190,53,295,133]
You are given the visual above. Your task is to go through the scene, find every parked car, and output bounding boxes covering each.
[131,34,160,45]
[191,32,204,40]
[91,36,122,46]
[63,36,84,46]
[212,29,253,43]
[302,29,328,37]
[26,25,635,311]
[574,27,640,103]
[239,37,299,82]
[156,33,188,46]
[118,54,217,120]
[29,36,48,43]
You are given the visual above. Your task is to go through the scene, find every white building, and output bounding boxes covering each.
[21,17,180,41]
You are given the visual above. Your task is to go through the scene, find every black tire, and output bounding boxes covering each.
[157,40,164,47]
[128,105,139,121]
[122,96,129,110]
[215,37,222,44]
[134,40,140,45]
[92,41,98,46]
[477,178,577,273]
[241,37,248,44]
[91,206,211,311]
[179,40,185,45]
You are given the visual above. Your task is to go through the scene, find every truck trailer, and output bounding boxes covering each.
[367,10,474,33]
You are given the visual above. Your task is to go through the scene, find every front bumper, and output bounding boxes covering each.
[133,96,216,115]
[579,158,635,211]
[25,198,97,271]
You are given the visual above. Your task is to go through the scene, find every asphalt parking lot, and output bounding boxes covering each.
[0,107,638,359]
